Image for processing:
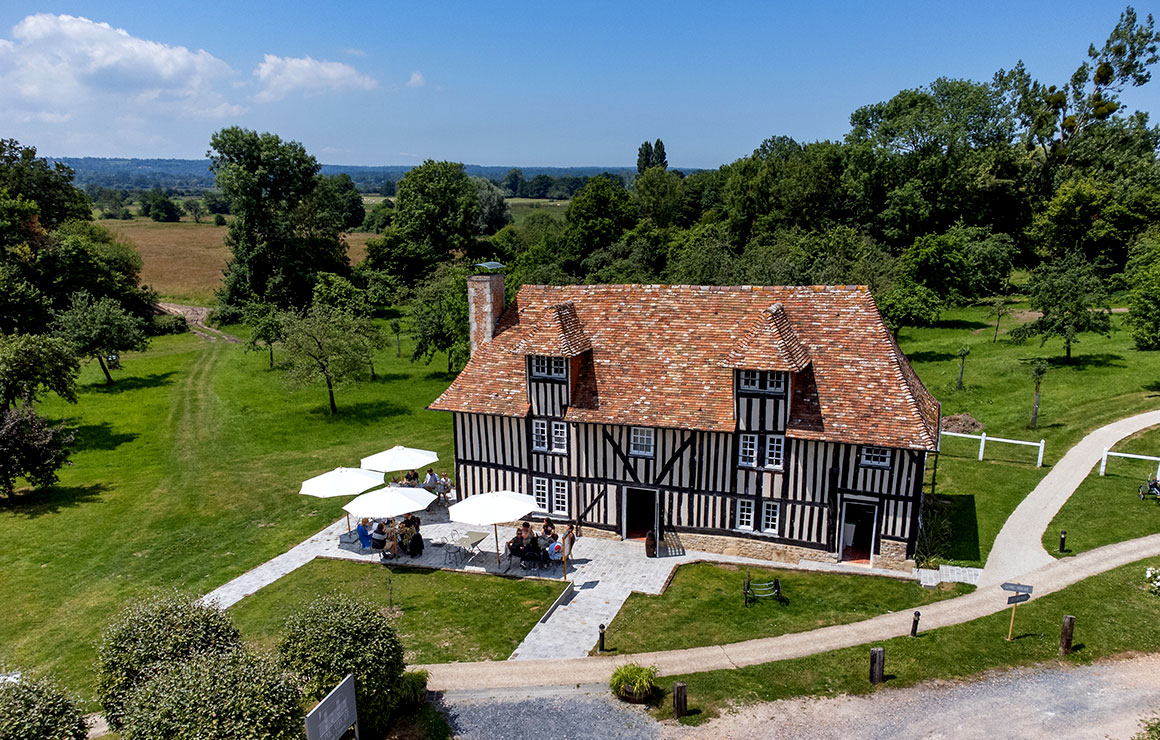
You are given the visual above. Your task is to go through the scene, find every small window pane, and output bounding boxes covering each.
[533,477,548,510]
[737,499,754,530]
[765,435,784,470]
[740,370,759,390]
[739,434,758,467]
[630,427,654,457]
[551,421,567,452]
[552,479,568,514]
[532,419,548,451]
[762,501,779,533]
[768,372,786,392]
[860,446,891,468]
[552,357,567,377]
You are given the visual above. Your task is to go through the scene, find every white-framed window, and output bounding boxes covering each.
[740,370,760,390]
[551,421,567,453]
[531,355,567,379]
[762,501,780,534]
[532,477,549,510]
[738,433,758,468]
[531,419,548,451]
[768,371,786,393]
[629,427,655,457]
[552,479,569,514]
[736,499,754,530]
[860,446,892,469]
[765,434,785,470]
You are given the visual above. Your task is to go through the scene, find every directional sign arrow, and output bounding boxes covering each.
[1007,593,1031,605]
[1000,582,1033,594]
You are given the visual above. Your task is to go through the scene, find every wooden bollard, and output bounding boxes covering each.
[673,682,687,719]
[869,647,885,685]
[1060,615,1076,656]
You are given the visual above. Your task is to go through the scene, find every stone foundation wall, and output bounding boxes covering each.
[875,539,913,571]
[665,531,914,573]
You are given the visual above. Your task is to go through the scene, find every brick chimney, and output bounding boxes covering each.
[467,274,505,356]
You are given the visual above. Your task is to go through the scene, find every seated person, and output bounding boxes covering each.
[371,522,388,553]
[506,527,526,558]
[407,527,424,557]
[384,519,399,558]
[519,536,542,570]
[544,533,563,566]
[423,468,439,491]
[541,517,556,538]
[404,469,419,486]
[402,511,420,533]
[356,518,373,549]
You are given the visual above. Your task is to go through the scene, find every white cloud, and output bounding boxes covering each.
[0,13,242,126]
[406,71,425,88]
[253,55,377,102]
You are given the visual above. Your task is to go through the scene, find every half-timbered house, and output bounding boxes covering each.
[429,276,940,571]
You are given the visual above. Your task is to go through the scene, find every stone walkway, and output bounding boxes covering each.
[980,409,1160,587]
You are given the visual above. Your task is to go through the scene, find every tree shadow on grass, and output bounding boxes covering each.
[1143,381,1160,396]
[372,373,410,383]
[423,371,458,382]
[935,493,981,563]
[84,371,178,395]
[933,319,989,331]
[0,483,108,519]
[312,399,411,424]
[907,350,957,364]
[1043,353,1125,369]
[69,422,138,453]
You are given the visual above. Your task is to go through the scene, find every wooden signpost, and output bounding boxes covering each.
[1000,583,1033,641]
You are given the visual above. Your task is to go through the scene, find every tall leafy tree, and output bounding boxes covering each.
[637,141,654,175]
[1125,231,1160,349]
[473,177,512,237]
[279,304,367,415]
[53,292,149,385]
[1010,252,1113,360]
[0,334,79,411]
[651,138,668,170]
[0,139,91,229]
[563,176,636,271]
[409,263,469,374]
[0,405,75,495]
[633,167,683,227]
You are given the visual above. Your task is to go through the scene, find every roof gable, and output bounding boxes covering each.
[510,301,591,357]
[721,303,811,372]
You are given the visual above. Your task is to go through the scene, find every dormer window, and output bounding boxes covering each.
[737,370,786,394]
[531,355,567,379]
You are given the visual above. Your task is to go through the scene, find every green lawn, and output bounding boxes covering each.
[656,557,1160,725]
[231,559,565,663]
[1043,426,1160,557]
[600,563,970,655]
[507,197,568,226]
[0,332,456,703]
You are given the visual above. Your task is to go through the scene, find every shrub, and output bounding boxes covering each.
[149,314,188,336]
[609,663,658,702]
[1146,567,1160,597]
[397,669,429,711]
[0,670,87,740]
[120,650,302,740]
[213,213,226,226]
[278,593,405,735]
[96,593,242,730]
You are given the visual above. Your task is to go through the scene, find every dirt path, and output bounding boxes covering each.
[156,302,240,343]
[662,653,1160,739]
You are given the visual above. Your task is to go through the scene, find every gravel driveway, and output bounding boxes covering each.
[662,654,1160,740]
[438,685,659,740]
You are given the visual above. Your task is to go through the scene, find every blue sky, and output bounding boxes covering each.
[1,1,1157,168]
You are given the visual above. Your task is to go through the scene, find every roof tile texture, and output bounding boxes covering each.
[430,284,940,451]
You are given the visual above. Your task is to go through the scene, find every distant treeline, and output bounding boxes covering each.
[50,157,638,197]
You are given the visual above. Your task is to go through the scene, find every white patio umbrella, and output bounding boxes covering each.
[343,486,435,520]
[447,490,545,568]
[299,467,384,530]
[360,445,439,474]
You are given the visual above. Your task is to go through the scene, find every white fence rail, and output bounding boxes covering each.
[1099,448,1160,478]
[940,431,1045,468]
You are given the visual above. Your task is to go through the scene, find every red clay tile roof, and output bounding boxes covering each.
[721,303,811,372]
[510,301,591,357]
[430,284,940,451]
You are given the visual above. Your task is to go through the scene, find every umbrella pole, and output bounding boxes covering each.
[494,523,501,570]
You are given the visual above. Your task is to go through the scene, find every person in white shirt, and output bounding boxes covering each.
[423,469,438,491]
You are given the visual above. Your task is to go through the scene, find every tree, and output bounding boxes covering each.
[1029,360,1048,429]
[242,301,284,369]
[0,334,79,411]
[316,173,365,232]
[563,176,636,270]
[633,166,683,227]
[651,138,668,170]
[666,223,739,285]
[279,304,367,414]
[209,127,346,312]
[409,263,469,374]
[202,190,230,214]
[876,280,942,337]
[1010,252,1112,360]
[389,160,479,277]
[0,405,75,496]
[141,189,180,222]
[987,294,1013,342]
[360,199,395,234]
[389,318,402,357]
[956,345,970,390]
[53,292,149,384]
[0,139,91,229]
[473,177,512,236]
[501,168,526,197]
[312,272,369,317]
[183,198,204,224]
[1125,232,1160,349]
[637,140,654,175]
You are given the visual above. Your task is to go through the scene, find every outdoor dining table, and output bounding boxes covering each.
[457,531,489,561]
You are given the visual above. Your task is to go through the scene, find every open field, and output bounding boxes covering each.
[232,559,565,663]
[600,562,969,655]
[1043,426,1160,557]
[104,217,373,304]
[507,197,568,225]
[655,557,1160,724]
